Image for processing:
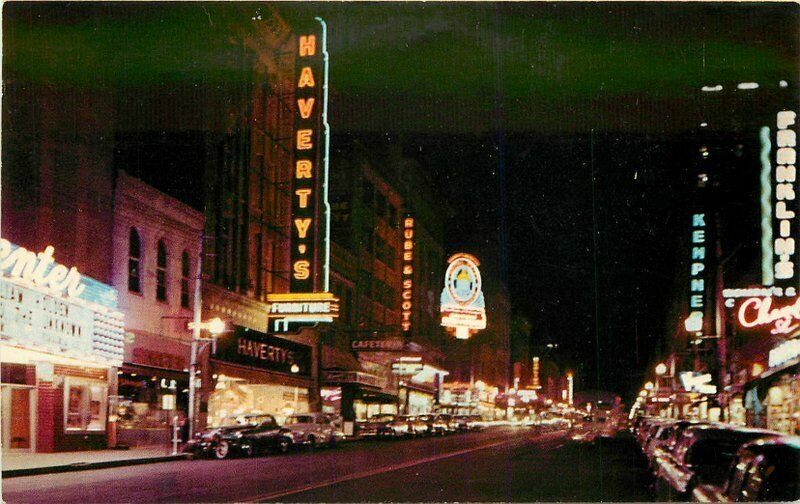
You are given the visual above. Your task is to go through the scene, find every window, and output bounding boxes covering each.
[64,378,107,432]
[156,240,167,302]
[128,228,141,293]
[181,250,191,308]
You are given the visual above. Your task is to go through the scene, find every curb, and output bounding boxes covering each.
[2,454,188,478]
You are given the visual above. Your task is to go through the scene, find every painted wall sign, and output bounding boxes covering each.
[214,325,312,377]
[774,110,797,283]
[737,296,800,335]
[440,253,486,340]
[401,216,414,335]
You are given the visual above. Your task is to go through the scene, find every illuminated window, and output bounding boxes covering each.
[64,378,107,432]
[156,240,167,302]
[181,250,191,308]
[128,227,142,293]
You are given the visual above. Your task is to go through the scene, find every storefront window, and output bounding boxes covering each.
[64,378,107,432]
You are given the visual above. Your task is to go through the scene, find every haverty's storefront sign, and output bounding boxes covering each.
[0,238,124,366]
[215,325,312,377]
[440,253,486,340]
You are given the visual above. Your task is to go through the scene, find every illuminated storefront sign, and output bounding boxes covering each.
[769,338,800,368]
[401,216,414,335]
[351,339,404,351]
[738,296,800,335]
[774,110,797,283]
[686,213,707,334]
[267,293,339,323]
[0,239,124,366]
[440,253,486,340]
[679,372,717,394]
[214,325,312,377]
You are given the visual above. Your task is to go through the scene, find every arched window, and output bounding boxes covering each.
[156,240,167,302]
[128,228,141,293]
[181,250,191,308]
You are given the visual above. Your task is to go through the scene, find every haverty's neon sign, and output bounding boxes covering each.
[0,239,84,298]
[738,296,800,335]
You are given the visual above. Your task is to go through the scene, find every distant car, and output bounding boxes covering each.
[283,413,338,448]
[654,424,781,497]
[400,415,430,437]
[378,415,415,438]
[692,436,800,502]
[453,415,472,432]
[438,413,457,433]
[357,414,398,438]
[184,413,292,459]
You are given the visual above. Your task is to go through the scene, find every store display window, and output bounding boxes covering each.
[64,378,107,432]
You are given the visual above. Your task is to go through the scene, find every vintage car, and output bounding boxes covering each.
[692,436,800,502]
[357,413,399,438]
[653,424,781,498]
[283,412,338,448]
[184,413,292,459]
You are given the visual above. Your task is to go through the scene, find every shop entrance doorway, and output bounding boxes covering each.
[1,385,35,451]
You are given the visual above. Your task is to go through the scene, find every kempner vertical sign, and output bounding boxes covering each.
[268,18,338,330]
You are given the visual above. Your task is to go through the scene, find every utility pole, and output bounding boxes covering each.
[188,236,203,439]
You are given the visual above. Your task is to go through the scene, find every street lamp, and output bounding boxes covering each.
[655,363,667,376]
[187,316,226,438]
[644,381,654,391]
[291,364,300,413]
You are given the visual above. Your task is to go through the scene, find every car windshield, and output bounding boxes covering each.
[218,414,270,427]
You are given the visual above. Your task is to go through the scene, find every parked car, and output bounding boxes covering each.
[357,413,398,438]
[283,412,338,448]
[401,415,430,436]
[378,415,416,438]
[438,413,457,433]
[692,436,800,502]
[421,414,452,435]
[654,424,781,498]
[184,413,292,459]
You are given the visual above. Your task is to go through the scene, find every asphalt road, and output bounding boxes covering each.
[2,426,655,503]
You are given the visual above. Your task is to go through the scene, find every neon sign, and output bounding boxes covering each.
[687,213,707,334]
[774,110,797,283]
[0,240,84,298]
[738,296,800,335]
[401,216,414,335]
[440,253,486,340]
[266,292,339,323]
[275,18,337,331]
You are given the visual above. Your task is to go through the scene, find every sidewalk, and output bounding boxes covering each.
[2,446,187,478]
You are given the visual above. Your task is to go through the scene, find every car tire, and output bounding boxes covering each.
[328,435,337,448]
[214,440,230,460]
[278,436,292,454]
[307,435,316,450]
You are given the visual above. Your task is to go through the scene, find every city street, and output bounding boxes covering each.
[2,427,654,503]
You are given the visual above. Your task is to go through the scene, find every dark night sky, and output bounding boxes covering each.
[4,1,798,399]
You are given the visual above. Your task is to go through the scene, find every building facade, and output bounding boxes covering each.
[110,172,204,446]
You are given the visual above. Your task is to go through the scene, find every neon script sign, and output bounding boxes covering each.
[738,296,800,335]
[0,239,84,298]
[401,216,414,334]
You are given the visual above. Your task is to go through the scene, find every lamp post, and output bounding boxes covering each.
[187,316,225,439]
[291,364,300,413]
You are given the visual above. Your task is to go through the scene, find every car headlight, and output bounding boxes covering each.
[234,431,243,439]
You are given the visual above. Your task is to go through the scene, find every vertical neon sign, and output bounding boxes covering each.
[289,18,330,294]
[401,216,414,336]
[774,110,797,284]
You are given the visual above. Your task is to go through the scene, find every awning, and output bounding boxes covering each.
[356,389,397,404]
